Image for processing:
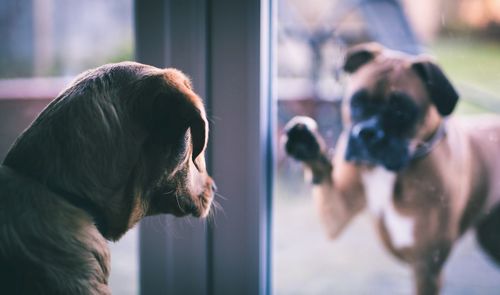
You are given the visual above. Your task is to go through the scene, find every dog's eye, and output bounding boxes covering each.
[350,90,379,121]
[383,92,419,133]
[350,90,368,107]
[392,109,409,122]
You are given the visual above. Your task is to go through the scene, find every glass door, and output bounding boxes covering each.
[273,0,500,294]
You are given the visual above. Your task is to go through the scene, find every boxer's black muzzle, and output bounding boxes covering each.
[345,118,411,171]
[344,89,421,171]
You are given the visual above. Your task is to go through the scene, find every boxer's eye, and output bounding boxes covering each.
[382,92,418,134]
[350,90,380,121]
[392,109,410,122]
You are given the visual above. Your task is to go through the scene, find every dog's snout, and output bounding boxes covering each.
[358,126,384,143]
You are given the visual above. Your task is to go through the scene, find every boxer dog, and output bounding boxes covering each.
[0,62,216,294]
[284,43,500,294]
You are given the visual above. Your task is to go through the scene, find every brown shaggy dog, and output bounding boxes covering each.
[0,62,216,294]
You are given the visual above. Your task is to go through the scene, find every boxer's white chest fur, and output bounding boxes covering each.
[361,166,415,249]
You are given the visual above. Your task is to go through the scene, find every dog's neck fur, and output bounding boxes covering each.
[2,154,142,241]
[2,163,113,237]
[44,180,109,235]
[0,164,112,294]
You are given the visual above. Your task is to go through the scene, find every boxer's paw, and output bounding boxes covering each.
[283,116,323,161]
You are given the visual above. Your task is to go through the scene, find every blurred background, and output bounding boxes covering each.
[1,0,500,294]
[274,0,500,294]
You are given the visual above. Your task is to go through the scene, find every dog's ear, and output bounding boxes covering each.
[411,59,459,116]
[186,104,208,171]
[343,43,383,73]
[132,68,209,170]
[135,72,208,171]
[151,90,208,170]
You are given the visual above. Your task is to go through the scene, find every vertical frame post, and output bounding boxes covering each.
[135,0,274,294]
[207,0,274,294]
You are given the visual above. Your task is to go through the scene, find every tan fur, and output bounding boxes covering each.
[0,62,215,294]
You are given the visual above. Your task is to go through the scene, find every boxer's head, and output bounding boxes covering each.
[342,43,459,171]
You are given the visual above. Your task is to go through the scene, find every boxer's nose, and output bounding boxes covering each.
[352,119,384,145]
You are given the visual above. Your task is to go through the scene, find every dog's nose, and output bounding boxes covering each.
[352,120,384,145]
[358,126,384,143]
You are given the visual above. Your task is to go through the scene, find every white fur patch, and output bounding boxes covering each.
[361,167,415,249]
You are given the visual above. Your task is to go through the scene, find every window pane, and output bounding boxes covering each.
[274,0,500,294]
[0,0,133,78]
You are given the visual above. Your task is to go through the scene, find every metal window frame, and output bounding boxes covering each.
[135,0,274,294]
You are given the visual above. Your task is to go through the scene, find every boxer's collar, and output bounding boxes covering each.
[411,119,447,160]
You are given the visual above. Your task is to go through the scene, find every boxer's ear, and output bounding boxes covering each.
[343,43,383,73]
[411,59,459,116]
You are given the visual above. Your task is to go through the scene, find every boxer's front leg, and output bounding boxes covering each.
[413,265,442,295]
[408,239,452,295]
[412,253,448,295]
[283,116,364,238]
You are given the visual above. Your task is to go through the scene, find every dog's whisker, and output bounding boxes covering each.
[206,208,218,227]
[215,192,228,201]
[161,189,176,197]
[204,201,216,224]
[213,199,223,212]
[209,199,225,221]
[207,116,217,124]
[185,216,194,226]
[174,194,187,214]
[207,114,222,123]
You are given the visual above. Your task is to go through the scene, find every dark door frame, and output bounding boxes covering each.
[135,1,275,294]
